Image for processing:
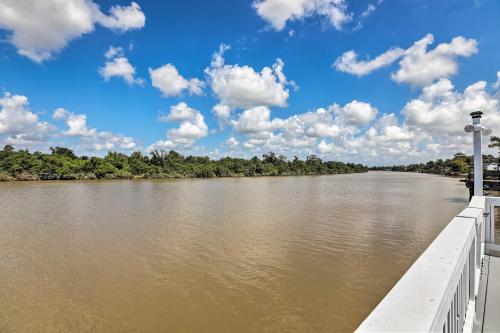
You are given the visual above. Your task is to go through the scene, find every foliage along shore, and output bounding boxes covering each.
[369,137,499,176]
[0,145,368,181]
[369,153,497,176]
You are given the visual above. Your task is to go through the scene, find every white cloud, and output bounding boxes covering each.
[305,122,340,137]
[99,55,143,85]
[210,43,231,68]
[161,102,201,123]
[226,136,240,149]
[105,46,124,59]
[52,108,136,151]
[231,106,284,135]
[63,113,96,137]
[142,72,497,164]
[353,3,378,31]
[318,140,345,154]
[315,77,499,164]
[314,113,418,162]
[0,91,138,152]
[392,34,478,86]
[329,76,500,164]
[95,1,145,31]
[253,0,352,31]
[360,3,376,19]
[336,100,378,125]
[371,114,414,142]
[212,103,232,124]
[0,92,53,145]
[493,71,500,90]
[149,102,208,151]
[403,78,499,136]
[223,74,500,165]
[0,0,145,62]
[206,45,291,109]
[334,48,405,76]
[230,101,378,155]
[52,107,69,120]
[91,132,137,150]
[0,93,38,134]
[149,64,204,97]
[334,34,478,86]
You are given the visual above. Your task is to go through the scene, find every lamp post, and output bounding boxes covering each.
[464,111,492,196]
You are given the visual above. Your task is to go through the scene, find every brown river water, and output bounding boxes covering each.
[0,172,469,332]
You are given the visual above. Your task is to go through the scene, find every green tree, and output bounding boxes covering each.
[449,159,468,174]
[0,146,369,181]
[50,146,77,159]
[129,151,150,176]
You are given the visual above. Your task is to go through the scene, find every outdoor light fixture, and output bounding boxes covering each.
[464,112,491,135]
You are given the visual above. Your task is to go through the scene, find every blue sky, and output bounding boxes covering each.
[0,0,499,165]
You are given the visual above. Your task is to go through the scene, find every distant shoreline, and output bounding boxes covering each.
[369,152,497,178]
[0,145,368,182]
[0,170,371,182]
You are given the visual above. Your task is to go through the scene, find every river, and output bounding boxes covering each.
[0,172,469,332]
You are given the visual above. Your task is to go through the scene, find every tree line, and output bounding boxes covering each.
[370,136,500,176]
[0,145,368,181]
[369,153,493,175]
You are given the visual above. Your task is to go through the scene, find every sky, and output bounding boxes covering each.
[0,0,499,165]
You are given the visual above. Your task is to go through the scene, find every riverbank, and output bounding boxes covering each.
[0,145,368,181]
[0,169,370,182]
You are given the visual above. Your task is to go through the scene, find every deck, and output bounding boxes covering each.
[476,255,500,332]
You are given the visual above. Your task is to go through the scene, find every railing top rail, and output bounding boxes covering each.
[486,196,500,207]
[470,196,486,209]
[356,196,485,332]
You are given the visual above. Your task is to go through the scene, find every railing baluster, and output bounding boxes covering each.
[459,278,462,333]
[454,291,457,333]
[458,284,461,331]
[446,308,451,333]
[461,271,465,331]
[465,253,469,317]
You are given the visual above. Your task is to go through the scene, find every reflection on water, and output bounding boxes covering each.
[0,172,468,332]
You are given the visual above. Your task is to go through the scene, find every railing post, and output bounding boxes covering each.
[470,111,483,196]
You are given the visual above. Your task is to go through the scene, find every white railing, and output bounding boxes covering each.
[485,196,500,253]
[356,196,499,333]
